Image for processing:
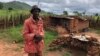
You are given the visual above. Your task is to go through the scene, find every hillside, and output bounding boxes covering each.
[2,1,31,10]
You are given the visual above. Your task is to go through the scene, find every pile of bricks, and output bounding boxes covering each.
[49,34,100,56]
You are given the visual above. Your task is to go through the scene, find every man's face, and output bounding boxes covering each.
[32,9,40,18]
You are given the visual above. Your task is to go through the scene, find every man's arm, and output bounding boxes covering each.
[40,19,44,38]
[22,20,35,41]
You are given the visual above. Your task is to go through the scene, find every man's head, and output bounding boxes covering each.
[30,5,41,19]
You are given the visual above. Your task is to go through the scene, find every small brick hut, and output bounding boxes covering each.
[49,16,89,34]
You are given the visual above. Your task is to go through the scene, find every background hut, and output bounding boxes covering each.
[49,16,89,34]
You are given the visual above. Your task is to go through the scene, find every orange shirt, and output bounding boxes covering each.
[22,16,44,53]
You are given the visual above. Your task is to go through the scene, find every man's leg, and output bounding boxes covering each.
[28,53,35,56]
[35,51,42,56]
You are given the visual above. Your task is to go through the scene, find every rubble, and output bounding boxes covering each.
[49,34,100,56]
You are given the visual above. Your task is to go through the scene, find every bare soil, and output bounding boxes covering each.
[0,32,99,56]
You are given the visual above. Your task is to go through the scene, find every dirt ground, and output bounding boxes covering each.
[0,32,100,56]
[0,40,66,56]
[0,40,24,56]
[83,31,100,41]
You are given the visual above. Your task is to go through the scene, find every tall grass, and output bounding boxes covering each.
[0,25,23,43]
[0,10,30,28]
[0,10,30,20]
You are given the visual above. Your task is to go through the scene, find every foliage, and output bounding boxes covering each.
[63,11,68,16]
[73,11,82,16]
[0,2,3,9]
[44,30,58,46]
[0,10,30,20]
[63,52,71,56]
[8,7,13,11]
[95,13,99,16]
[82,11,86,16]
[0,25,23,43]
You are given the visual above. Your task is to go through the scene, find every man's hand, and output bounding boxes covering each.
[34,34,43,43]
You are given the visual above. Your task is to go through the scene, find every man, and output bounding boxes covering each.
[22,5,44,56]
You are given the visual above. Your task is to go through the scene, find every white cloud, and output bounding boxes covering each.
[40,2,58,8]
[0,0,100,14]
[64,8,71,12]
[41,8,51,12]
[24,1,37,6]
[0,0,14,2]
[65,0,70,5]
[87,8,100,13]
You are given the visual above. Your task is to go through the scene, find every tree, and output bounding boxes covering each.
[95,13,99,23]
[8,7,13,11]
[82,11,86,16]
[73,11,82,16]
[0,2,3,9]
[63,11,68,16]
[95,13,99,16]
[47,12,56,16]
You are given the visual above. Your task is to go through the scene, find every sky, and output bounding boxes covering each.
[0,0,100,15]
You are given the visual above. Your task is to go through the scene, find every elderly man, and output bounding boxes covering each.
[22,5,44,56]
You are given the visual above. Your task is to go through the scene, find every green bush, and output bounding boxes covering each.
[0,25,23,43]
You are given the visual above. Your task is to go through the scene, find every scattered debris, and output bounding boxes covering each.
[49,34,100,56]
